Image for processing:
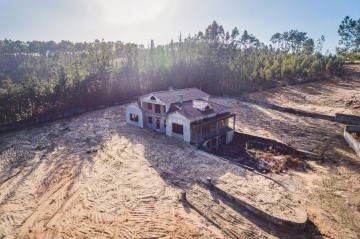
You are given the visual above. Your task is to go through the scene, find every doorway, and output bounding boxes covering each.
[156,118,160,129]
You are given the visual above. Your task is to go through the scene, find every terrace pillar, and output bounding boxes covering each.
[233,115,236,130]
[195,126,199,148]
[180,191,186,202]
[207,177,213,190]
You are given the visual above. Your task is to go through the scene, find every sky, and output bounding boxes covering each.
[0,0,359,52]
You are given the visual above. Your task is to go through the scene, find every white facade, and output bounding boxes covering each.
[226,130,235,144]
[166,112,191,142]
[140,94,167,108]
[125,103,143,128]
[125,88,235,148]
[140,95,167,133]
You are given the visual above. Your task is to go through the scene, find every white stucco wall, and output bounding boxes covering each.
[226,130,235,144]
[166,112,191,142]
[140,94,166,106]
[126,104,143,128]
[145,115,166,132]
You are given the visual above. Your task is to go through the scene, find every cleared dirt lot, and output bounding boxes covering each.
[0,66,359,238]
[241,65,360,116]
[212,66,360,238]
[0,106,308,239]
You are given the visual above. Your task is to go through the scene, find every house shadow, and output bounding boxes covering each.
[0,117,97,207]
[112,120,323,238]
[198,182,324,239]
[0,104,328,238]
[229,100,360,174]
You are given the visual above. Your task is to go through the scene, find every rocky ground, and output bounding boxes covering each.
[0,66,360,238]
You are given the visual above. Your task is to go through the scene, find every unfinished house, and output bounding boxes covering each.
[126,88,236,150]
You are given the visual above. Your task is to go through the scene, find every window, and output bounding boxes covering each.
[220,119,226,127]
[130,114,138,122]
[210,123,216,131]
[202,124,210,134]
[148,103,152,110]
[164,120,166,128]
[156,118,160,129]
[150,96,156,101]
[155,104,161,113]
[172,123,183,135]
[148,117,153,124]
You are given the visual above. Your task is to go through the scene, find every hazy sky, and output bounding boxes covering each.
[0,0,359,52]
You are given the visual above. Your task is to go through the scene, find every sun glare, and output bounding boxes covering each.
[94,0,168,25]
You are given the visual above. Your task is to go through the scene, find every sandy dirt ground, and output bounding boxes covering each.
[212,66,360,239]
[216,172,307,224]
[242,66,360,116]
[0,106,308,238]
[0,66,359,239]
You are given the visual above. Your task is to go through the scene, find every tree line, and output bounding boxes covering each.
[0,21,345,128]
[336,16,360,60]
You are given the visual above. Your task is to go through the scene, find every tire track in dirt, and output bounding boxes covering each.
[0,105,317,238]
[187,185,275,239]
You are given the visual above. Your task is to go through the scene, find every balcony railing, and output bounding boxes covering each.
[198,126,233,141]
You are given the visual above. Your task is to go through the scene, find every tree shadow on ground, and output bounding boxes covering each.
[0,104,326,238]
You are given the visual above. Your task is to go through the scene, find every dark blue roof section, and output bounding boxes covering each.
[150,88,209,103]
[168,99,231,121]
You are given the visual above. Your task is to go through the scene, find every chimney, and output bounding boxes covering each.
[169,86,174,91]
[179,94,184,104]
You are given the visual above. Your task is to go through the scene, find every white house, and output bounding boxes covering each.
[125,88,236,150]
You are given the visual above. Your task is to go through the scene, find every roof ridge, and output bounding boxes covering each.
[151,87,200,95]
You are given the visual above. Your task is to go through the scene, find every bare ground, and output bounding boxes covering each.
[242,65,360,116]
[0,106,307,239]
[212,66,360,238]
[0,67,360,238]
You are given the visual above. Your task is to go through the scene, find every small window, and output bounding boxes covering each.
[220,119,225,126]
[130,114,138,122]
[150,96,156,101]
[148,117,153,124]
[155,104,161,113]
[172,123,183,135]
[148,103,152,110]
[164,120,166,128]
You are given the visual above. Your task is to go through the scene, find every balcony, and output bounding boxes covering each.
[199,126,233,142]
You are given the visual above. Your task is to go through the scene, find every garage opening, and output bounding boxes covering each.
[172,123,183,135]
[156,118,160,129]
[130,114,139,122]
